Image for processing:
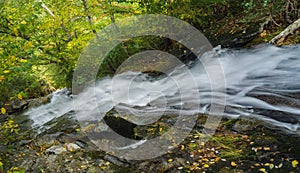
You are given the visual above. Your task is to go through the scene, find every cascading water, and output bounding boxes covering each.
[25,44,300,135]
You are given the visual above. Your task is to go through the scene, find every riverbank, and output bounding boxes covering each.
[1,112,300,172]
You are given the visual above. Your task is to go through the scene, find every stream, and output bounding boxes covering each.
[25,44,300,137]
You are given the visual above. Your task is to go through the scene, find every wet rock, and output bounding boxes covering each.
[27,96,51,108]
[47,155,58,169]
[66,143,81,151]
[104,155,130,167]
[75,140,89,149]
[44,142,81,155]
[34,132,63,147]
[12,100,28,109]
[87,166,102,173]
[5,96,51,114]
[231,118,259,134]
[39,112,79,135]
[104,115,137,139]
[18,139,32,146]
[45,145,67,155]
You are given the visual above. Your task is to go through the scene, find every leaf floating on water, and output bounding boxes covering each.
[292,160,298,168]
[269,163,274,169]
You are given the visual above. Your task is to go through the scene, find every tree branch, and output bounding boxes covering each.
[37,0,55,17]
[82,0,98,39]
[269,17,300,45]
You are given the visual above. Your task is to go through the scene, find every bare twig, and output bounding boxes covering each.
[82,0,98,39]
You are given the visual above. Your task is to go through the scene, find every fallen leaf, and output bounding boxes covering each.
[231,161,237,167]
[292,160,298,168]
[203,164,209,168]
[1,107,6,115]
[259,168,267,173]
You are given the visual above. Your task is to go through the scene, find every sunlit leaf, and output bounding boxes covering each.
[17,93,22,100]
[292,160,298,168]
[231,161,237,167]
[13,28,19,36]
[1,107,6,115]
[259,168,267,173]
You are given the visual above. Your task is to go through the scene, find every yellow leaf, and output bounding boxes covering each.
[259,168,267,173]
[3,70,10,74]
[10,55,17,61]
[168,158,173,163]
[0,75,4,82]
[292,160,298,168]
[203,164,209,168]
[21,20,27,25]
[20,59,27,63]
[231,161,237,167]
[1,107,6,115]
[27,41,33,47]
[13,28,18,36]
[0,161,3,166]
[18,93,23,100]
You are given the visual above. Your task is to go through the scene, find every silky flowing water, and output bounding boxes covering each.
[25,44,300,136]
